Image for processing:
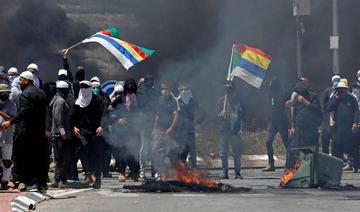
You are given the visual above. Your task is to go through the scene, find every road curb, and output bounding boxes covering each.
[10,188,93,212]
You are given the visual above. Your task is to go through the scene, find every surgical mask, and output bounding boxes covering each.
[92,87,100,95]
[332,81,339,88]
[358,77,360,83]
[178,90,192,104]
[8,75,16,83]
[161,89,166,96]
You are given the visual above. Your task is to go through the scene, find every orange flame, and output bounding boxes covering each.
[279,160,301,187]
[176,162,219,188]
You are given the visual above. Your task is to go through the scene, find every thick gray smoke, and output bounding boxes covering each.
[0,0,91,79]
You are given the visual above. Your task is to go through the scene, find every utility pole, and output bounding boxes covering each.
[331,0,340,74]
[293,0,311,77]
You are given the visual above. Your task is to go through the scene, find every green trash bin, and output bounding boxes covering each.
[283,146,343,188]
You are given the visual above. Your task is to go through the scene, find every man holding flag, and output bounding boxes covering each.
[216,81,244,180]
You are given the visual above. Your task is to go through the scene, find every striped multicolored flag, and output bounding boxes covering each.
[227,44,272,88]
[82,27,155,70]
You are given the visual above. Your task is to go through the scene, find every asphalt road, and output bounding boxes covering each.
[36,168,360,212]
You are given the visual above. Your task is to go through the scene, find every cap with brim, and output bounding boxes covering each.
[56,81,69,89]
[20,71,35,81]
[0,83,10,93]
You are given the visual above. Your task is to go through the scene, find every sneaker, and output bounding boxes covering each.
[18,182,27,191]
[118,173,126,182]
[235,174,243,179]
[7,181,16,189]
[343,164,353,171]
[58,182,66,189]
[262,165,275,172]
[154,173,166,181]
[220,174,229,180]
[139,172,146,182]
[37,184,48,193]
[48,181,59,189]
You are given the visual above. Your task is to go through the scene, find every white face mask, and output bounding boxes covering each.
[358,77,360,82]
[178,90,192,104]
[8,75,16,83]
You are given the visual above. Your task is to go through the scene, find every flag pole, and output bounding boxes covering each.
[223,44,235,114]
[66,41,83,51]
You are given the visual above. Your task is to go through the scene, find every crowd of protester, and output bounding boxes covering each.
[0,49,359,192]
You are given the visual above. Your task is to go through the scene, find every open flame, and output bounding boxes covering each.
[176,162,219,188]
[279,160,301,187]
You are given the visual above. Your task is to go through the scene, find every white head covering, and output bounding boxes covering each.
[27,63,38,72]
[114,85,124,93]
[75,80,93,108]
[8,67,18,75]
[331,75,340,82]
[58,69,68,76]
[20,71,35,81]
[56,81,69,89]
[109,85,124,100]
[90,76,100,84]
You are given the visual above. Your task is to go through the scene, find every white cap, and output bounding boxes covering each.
[335,81,349,89]
[8,67,18,75]
[56,81,69,89]
[331,75,340,82]
[90,76,100,84]
[20,71,35,81]
[114,85,124,93]
[58,69,68,76]
[26,63,38,72]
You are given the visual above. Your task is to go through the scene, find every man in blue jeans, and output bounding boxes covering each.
[216,81,244,179]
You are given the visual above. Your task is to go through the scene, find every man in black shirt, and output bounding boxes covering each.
[72,80,104,188]
[262,78,290,171]
[137,75,160,180]
[2,71,48,192]
[216,81,244,180]
[176,83,204,168]
[152,82,179,181]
